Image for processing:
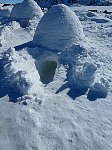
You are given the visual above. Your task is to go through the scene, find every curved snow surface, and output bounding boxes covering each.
[33,4,85,51]
[11,0,43,20]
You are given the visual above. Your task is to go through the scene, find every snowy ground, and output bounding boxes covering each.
[0,5,112,150]
[70,5,112,12]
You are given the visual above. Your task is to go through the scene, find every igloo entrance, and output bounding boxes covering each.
[39,61,57,84]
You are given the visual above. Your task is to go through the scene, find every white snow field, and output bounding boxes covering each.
[0,2,112,150]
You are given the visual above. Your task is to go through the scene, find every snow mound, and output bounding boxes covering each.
[11,0,43,21]
[33,4,85,51]
[61,44,109,100]
[2,47,43,97]
[68,61,97,91]
[59,44,95,90]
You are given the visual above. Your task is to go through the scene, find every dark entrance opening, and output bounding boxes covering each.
[40,61,57,84]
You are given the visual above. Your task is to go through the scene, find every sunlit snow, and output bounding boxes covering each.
[0,1,112,150]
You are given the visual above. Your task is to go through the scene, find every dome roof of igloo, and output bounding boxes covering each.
[33,4,85,51]
[11,0,43,20]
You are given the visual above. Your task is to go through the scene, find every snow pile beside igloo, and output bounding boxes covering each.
[2,48,43,96]
[59,44,109,99]
[60,45,96,90]
[69,62,97,91]
[11,0,43,23]
[87,82,108,100]
[33,4,85,51]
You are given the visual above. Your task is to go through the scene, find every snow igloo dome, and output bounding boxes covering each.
[33,4,85,51]
[11,0,43,20]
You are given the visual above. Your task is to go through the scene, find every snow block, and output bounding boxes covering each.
[33,4,85,51]
[87,82,108,100]
[68,62,97,91]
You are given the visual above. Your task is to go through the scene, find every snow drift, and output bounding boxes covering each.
[33,4,85,51]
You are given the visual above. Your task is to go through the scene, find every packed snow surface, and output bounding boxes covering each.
[33,4,85,51]
[0,3,112,150]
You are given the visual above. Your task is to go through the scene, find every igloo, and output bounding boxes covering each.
[33,4,85,51]
[11,0,43,22]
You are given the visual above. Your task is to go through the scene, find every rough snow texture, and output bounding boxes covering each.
[3,48,43,96]
[0,5,112,150]
[0,20,34,50]
[33,4,85,51]
[59,43,109,99]
[77,0,111,5]
[69,62,97,90]
[11,0,43,20]
[60,45,96,91]
[68,0,112,5]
